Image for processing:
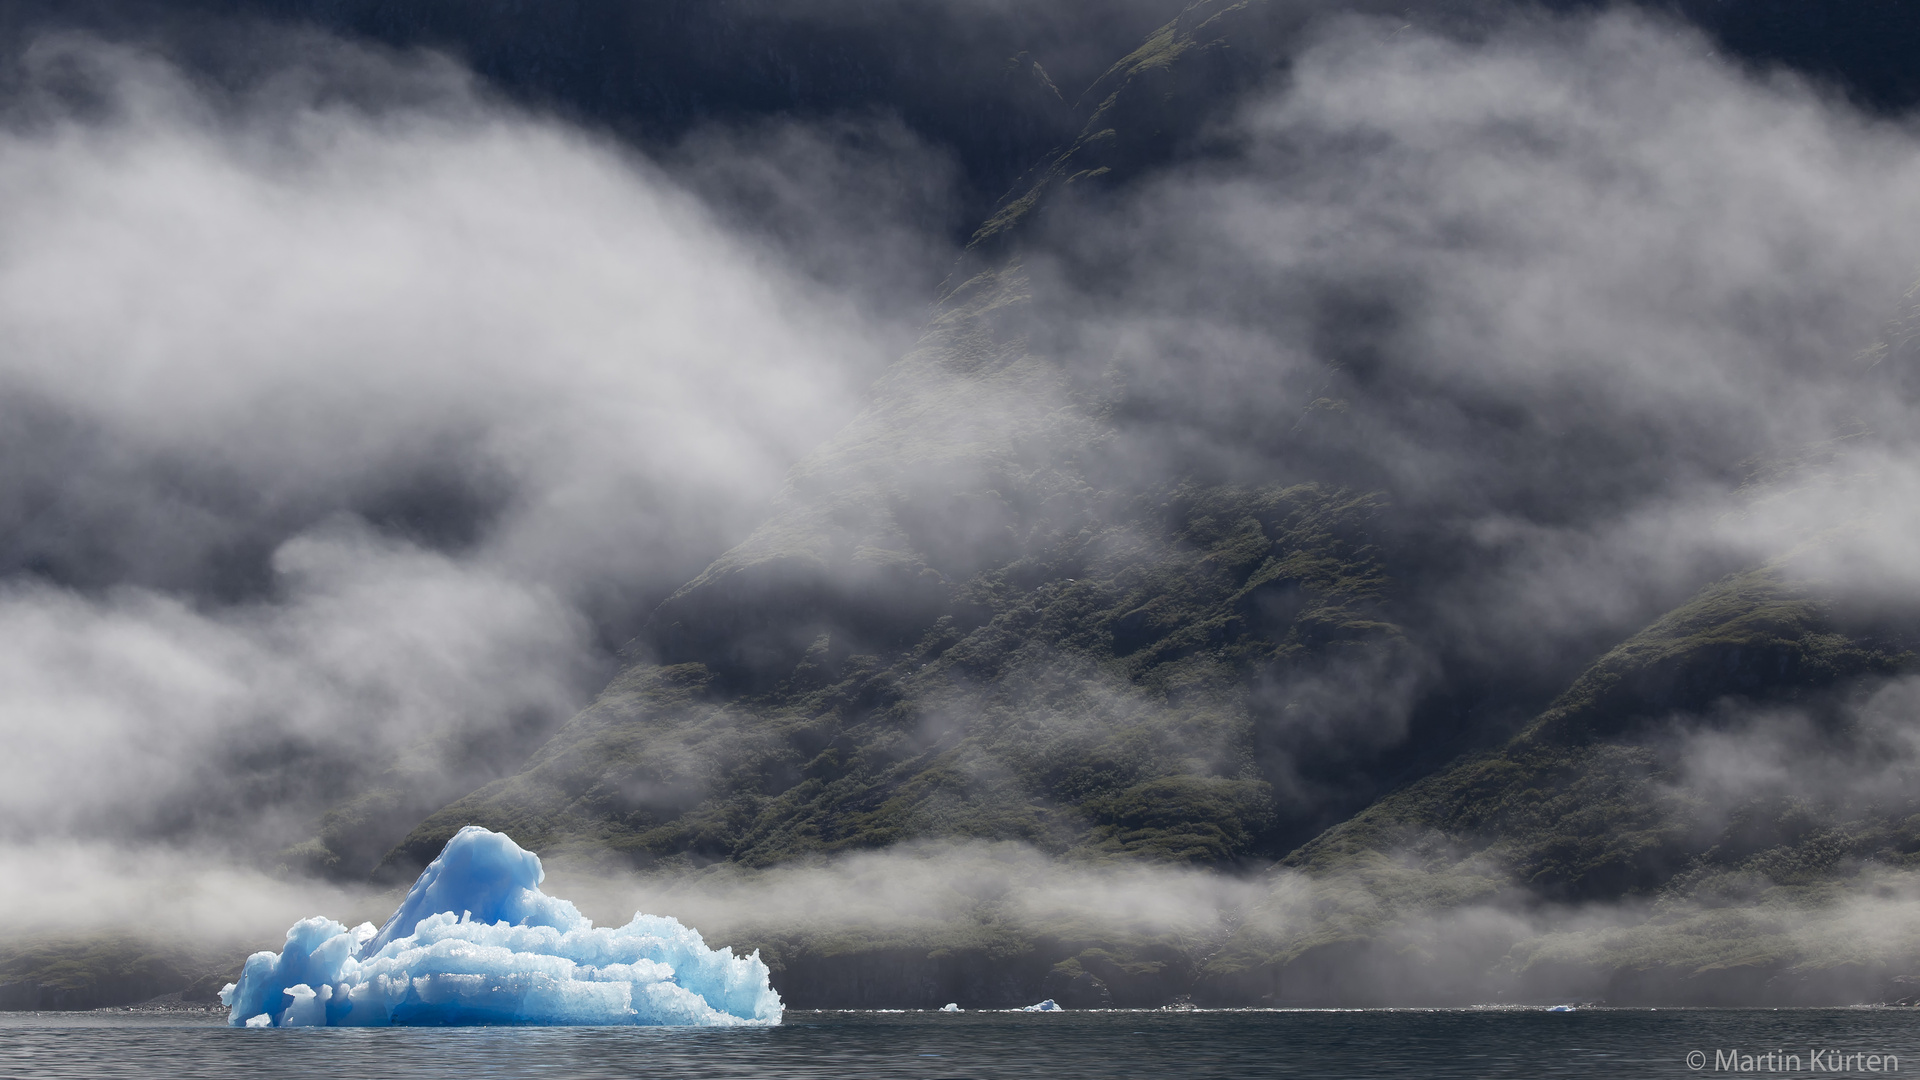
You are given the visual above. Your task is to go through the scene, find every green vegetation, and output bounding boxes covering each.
[356,1,1920,1007]
[34,0,1898,1012]
[968,0,1286,255]
[1292,564,1918,896]
[391,476,1399,872]
[1175,557,1920,1003]
[376,0,1406,880]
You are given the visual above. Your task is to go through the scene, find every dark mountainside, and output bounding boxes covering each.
[14,0,1920,237]
[378,0,1920,1007]
[6,0,1920,1011]
[1,0,1183,239]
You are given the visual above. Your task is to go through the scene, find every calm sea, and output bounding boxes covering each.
[2,1007,1915,1079]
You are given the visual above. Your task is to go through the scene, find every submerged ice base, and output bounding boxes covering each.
[221,826,782,1027]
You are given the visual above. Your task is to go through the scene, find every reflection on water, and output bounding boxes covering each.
[1,1007,1916,1079]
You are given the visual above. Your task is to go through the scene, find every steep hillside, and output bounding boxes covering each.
[364,1,1920,1009]
[375,0,1436,878]
[1293,564,1919,897]
[389,261,1405,868]
[15,0,1919,1013]
[1187,534,1920,1005]
[1,0,1178,235]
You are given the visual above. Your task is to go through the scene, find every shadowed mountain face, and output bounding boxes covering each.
[0,0,1186,239]
[355,1,1920,1006]
[385,0,1920,885]
[8,0,1920,1010]
[16,0,1920,232]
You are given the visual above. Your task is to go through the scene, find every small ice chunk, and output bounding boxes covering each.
[224,826,781,1028]
[1021,999,1061,1012]
[940,1003,961,1012]
[282,982,331,1027]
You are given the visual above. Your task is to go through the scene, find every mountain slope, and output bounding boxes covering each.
[1184,537,1920,1005]
[354,0,1920,1007]
[378,0,1418,876]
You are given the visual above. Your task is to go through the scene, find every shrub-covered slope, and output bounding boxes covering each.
[393,461,1402,871]
[1185,557,1920,1005]
[381,0,1419,877]
[1293,566,1920,895]
[335,0,1920,1007]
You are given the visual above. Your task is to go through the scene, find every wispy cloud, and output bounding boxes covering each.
[0,32,947,857]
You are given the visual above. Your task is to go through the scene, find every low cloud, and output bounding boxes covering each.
[1021,5,1920,713]
[0,33,950,857]
[6,2,1920,1008]
[0,841,392,944]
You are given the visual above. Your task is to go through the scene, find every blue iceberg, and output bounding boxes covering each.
[221,826,782,1027]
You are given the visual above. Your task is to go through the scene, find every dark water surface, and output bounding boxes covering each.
[2,1007,1916,1079]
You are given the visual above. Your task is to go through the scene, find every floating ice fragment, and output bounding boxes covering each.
[221,826,782,1027]
[1021,999,1061,1012]
[1547,1004,1576,1013]
[940,1003,961,1012]
[283,982,331,1027]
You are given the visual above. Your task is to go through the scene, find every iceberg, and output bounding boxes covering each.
[220,826,782,1027]
[1021,999,1062,1012]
